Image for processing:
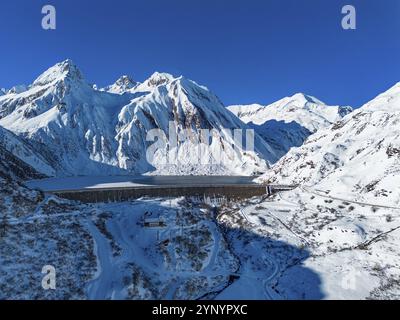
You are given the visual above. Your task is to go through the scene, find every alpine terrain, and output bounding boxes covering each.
[0,60,399,300]
[244,82,400,299]
[228,94,352,160]
[0,60,276,177]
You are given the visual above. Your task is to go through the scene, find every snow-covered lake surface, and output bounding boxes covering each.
[26,175,259,192]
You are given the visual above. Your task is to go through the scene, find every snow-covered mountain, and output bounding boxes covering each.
[259,82,400,205]
[0,60,134,176]
[2,67,399,299]
[0,88,6,96]
[101,75,138,94]
[0,60,275,176]
[228,93,352,132]
[252,83,400,299]
[246,120,312,162]
[228,94,353,160]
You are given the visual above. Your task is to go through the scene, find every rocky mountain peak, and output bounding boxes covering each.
[32,59,84,87]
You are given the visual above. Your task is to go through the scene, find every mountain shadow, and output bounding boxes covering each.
[213,207,324,300]
[248,120,312,163]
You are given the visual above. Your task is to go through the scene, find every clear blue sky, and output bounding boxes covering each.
[0,0,399,107]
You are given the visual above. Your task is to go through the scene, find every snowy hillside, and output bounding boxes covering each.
[224,180,400,299]
[259,82,400,206]
[228,94,352,160]
[234,83,400,299]
[0,179,100,299]
[2,174,399,299]
[0,60,275,176]
[246,120,312,161]
[0,125,54,179]
[0,143,46,181]
[0,180,240,299]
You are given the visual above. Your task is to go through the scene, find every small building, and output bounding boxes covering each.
[143,218,166,228]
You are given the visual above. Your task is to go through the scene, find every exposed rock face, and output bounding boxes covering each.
[0,60,276,176]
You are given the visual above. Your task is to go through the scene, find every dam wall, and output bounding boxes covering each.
[52,184,268,203]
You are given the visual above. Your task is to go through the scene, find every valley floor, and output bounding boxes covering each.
[1,184,400,299]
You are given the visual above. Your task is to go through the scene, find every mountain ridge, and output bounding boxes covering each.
[0,60,275,176]
[228,93,353,160]
[258,81,400,205]
[228,93,353,132]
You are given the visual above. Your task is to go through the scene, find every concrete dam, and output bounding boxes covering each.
[26,175,272,203]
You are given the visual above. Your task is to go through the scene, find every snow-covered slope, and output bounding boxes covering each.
[0,125,54,180]
[0,60,275,176]
[251,83,400,299]
[247,120,312,161]
[228,93,352,132]
[0,60,133,176]
[0,179,100,299]
[0,143,46,181]
[228,94,352,160]
[0,183,240,300]
[260,82,400,206]
[0,88,6,96]
[115,72,276,175]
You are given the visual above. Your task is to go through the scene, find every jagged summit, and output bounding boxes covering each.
[0,60,274,176]
[115,75,136,87]
[102,75,138,94]
[0,85,28,96]
[32,59,84,87]
[102,72,179,94]
[7,85,28,94]
[145,71,176,87]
